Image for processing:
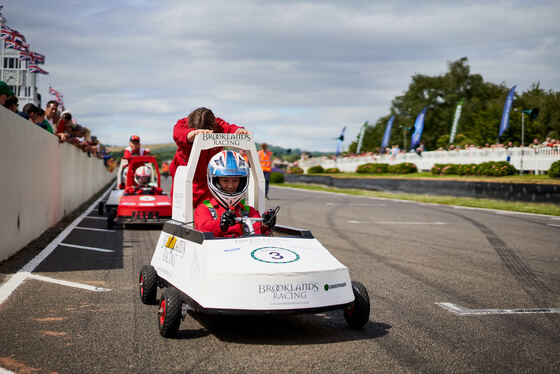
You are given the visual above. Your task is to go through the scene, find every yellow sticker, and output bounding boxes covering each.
[165,236,177,249]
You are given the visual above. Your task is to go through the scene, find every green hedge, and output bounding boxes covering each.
[549,160,560,178]
[388,162,418,174]
[307,165,325,174]
[287,166,303,174]
[270,171,285,183]
[324,167,340,173]
[356,163,389,174]
[431,161,517,177]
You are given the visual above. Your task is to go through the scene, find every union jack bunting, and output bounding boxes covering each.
[1,26,27,43]
[4,34,29,51]
[19,50,32,61]
[29,64,49,74]
[49,86,63,99]
[30,51,45,64]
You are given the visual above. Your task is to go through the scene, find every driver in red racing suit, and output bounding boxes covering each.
[170,107,250,207]
[194,150,276,238]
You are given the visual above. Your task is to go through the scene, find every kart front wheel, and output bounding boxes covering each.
[139,265,157,304]
[98,202,104,215]
[344,280,370,329]
[107,208,116,230]
[158,288,182,338]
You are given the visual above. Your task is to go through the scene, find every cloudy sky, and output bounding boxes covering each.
[5,0,560,150]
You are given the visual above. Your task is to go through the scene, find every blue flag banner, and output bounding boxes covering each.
[336,126,346,156]
[499,85,516,138]
[381,115,394,149]
[410,107,428,151]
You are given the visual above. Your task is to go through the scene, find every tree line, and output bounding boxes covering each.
[348,57,560,152]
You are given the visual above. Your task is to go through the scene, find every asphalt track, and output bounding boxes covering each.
[1,178,559,373]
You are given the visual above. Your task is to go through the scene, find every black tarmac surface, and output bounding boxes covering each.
[1,179,559,373]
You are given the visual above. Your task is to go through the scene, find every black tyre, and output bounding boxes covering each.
[158,288,182,338]
[344,280,370,329]
[98,202,105,215]
[139,265,157,305]
[107,208,116,230]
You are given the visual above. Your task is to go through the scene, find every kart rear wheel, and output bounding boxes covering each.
[107,208,116,230]
[344,280,370,329]
[139,265,157,304]
[98,202,104,215]
[158,287,182,338]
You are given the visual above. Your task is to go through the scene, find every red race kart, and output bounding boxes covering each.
[107,156,172,229]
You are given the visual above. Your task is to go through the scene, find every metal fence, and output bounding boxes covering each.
[299,146,560,174]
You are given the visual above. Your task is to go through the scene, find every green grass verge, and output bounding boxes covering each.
[275,183,560,216]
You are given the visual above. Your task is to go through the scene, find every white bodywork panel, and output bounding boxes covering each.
[106,189,124,206]
[151,233,354,311]
[172,134,266,226]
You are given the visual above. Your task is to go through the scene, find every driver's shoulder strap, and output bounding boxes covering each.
[203,200,218,220]
[240,199,250,218]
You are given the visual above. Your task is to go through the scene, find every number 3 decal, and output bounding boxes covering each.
[269,252,283,260]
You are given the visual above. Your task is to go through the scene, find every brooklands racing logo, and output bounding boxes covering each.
[259,283,319,300]
[251,247,300,264]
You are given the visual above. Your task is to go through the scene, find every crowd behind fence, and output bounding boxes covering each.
[298,145,560,174]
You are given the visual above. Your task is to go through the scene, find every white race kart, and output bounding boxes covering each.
[139,134,370,338]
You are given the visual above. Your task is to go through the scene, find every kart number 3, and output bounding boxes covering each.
[251,247,300,264]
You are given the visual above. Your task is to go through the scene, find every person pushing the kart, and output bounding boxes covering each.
[194,150,277,238]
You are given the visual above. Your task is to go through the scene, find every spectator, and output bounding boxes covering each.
[44,101,59,129]
[169,107,250,207]
[0,81,14,105]
[55,110,73,142]
[3,95,18,112]
[21,103,39,121]
[34,108,54,133]
[258,142,273,199]
[123,135,150,160]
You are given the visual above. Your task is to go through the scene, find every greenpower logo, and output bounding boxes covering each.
[324,282,347,291]
[251,247,300,264]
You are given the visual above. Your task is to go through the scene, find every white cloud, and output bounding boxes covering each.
[6,0,560,150]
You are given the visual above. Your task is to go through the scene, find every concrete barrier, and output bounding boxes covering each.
[0,107,115,262]
[285,174,560,204]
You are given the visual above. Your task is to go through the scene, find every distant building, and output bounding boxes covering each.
[0,9,42,108]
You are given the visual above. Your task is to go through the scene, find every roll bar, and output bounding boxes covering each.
[172,133,266,226]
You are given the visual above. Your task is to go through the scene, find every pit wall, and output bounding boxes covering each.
[0,107,115,262]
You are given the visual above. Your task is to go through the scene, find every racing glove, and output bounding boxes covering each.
[220,210,237,232]
[262,209,277,229]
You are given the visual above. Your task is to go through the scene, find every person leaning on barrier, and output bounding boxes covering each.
[169,107,250,207]
[3,95,18,112]
[194,150,276,238]
[0,81,14,105]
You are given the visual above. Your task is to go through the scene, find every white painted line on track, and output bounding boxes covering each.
[82,216,107,220]
[75,226,116,233]
[349,220,447,225]
[547,224,560,227]
[326,202,387,207]
[0,184,114,305]
[436,302,560,315]
[28,274,112,292]
[59,243,115,253]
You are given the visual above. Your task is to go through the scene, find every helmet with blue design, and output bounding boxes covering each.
[207,150,250,209]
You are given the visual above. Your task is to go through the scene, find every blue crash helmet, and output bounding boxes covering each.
[207,150,250,209]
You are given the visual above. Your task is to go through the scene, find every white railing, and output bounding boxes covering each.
[299,146,560,174]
